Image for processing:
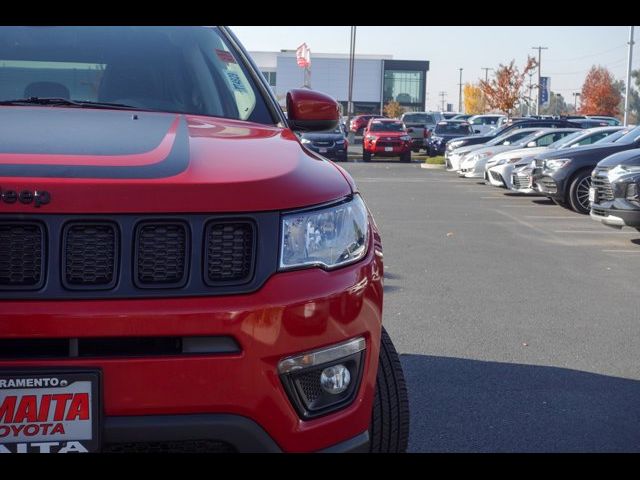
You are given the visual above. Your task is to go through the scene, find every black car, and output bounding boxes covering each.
[590,148,640,230]
[531,126,640,214]
[300,124,348,161]
[426,120,474,156]
[445,118,583,154]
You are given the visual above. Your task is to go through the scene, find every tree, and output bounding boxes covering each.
[540,92,570,116]
[383,100,405,119]
[463,83,486,114]
[479,57,537,117]
[579,66,621,116]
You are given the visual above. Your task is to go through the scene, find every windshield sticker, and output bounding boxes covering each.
[226,71,247,93]
[216,49,236,63]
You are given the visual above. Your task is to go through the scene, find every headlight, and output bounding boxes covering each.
[366,135,377,141]
[301,138,311,144]
[494,159,507,166]
[280,195,369,270]
[449,140,464,149]
[508,157,522,164]
[400,135,412,141]
[544,158,571,170]
[431,136,442,143]
[335,139,345,144]
[620,165,640,173]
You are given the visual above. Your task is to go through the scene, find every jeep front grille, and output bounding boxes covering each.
[0,222,44,288]
[0,214,273,300]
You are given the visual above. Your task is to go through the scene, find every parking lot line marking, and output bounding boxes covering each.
[524,216,585,219]
[499,205,557,208]
[553,230,638,234]
[602,249,640,253]
[480,196,506,199]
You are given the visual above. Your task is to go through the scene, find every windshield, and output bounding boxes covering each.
[403,113,435,124]
[515,132,544,147]
[0,26,274,123]
[594,129,627,144]
[487,129,536,146]
[434,123,472,135]
[548,131,584,149]
[607,127,640,144]
[370,122,405,132]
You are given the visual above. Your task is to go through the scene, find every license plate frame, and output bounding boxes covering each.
[384,146,393,152]
[0,369,102,453]
[319,147,328,153]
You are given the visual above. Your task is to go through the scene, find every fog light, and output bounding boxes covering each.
[320,364,351,394]
[626,183,639,202]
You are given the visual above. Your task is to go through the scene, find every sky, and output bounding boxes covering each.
[230,26,638,111]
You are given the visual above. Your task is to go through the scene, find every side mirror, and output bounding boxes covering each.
[527,141,536,147]
[286,89,339,132]
[407,128,414,133]
[474,129,481,134]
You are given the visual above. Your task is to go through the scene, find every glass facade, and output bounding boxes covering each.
[382,60,428,111]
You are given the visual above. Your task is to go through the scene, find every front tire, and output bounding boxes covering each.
[568,171,592,214]
[363,149,372,162]
[369,327,410,452]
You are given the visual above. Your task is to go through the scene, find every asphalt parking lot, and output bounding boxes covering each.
[341,160,640,452]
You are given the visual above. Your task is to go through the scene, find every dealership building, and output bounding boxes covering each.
[249,51,430,115]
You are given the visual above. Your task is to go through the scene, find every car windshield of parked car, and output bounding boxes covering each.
[547,131,585,149]
[0,26,274,123]
[488,129,535,146]
[610,126,640,145]
[434,123,473,135]
[403,113,435,124]
[370,122,404,132]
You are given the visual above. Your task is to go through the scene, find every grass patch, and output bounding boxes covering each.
[425,156,445,165]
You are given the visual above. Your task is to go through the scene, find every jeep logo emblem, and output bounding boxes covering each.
[0,187,50,207]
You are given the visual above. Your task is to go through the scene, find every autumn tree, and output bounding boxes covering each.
[479,57,537,117]
[463,83,486,114]
[579,66,621,116]
[383,100,405,119]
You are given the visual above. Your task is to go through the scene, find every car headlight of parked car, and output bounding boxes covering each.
[400,135,412,141]
[543,159,571,171]
[280,195,369,270]
[367,135,377,141]
[448,140,465,150]
[335,139,345,144]
[301,138,312,144]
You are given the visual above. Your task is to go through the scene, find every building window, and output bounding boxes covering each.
[383,70,424,107]
[261,71,277,87]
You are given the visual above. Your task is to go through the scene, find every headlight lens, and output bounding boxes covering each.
[335,139,345,144]
[400,135,412,141]
[620,165,640,173]
[367,135,377,141]
[301,138,311,144]
[280,195,369,270]
[544,158,571,170]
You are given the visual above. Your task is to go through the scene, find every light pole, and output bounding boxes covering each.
[439,91,447,112]
[624,26,635,126]
[532,46,548,115]
[346,26,357,142]
[458,68,464,113]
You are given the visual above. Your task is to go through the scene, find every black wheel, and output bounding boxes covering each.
[568,171,592,214]
[400,151,411,163]
[369,327,410,453]
[363,149,372,162]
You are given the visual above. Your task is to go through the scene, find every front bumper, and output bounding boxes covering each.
[0,235,384,452]
[366,144,411,156]
[590,202,640,228]
[306,145,348,161]
[102,414,369,452]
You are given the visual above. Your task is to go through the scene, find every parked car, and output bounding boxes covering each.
[445,118,584,156]
[587,115,621,126]
[0,26,409,453]
[362,118,413,162]
[300,124,348,162]
[426,120,474,156]
[511,128,633,195]
[400,111,444,152]
[441,112,461,120]
[350,114,385,135]
[451,114,473,121]
[467,114,508,135]
[445,128,540,172]
[590,149,640,229]
[459,129,574,178]
[531,126,640,213]
[486,127,622,189]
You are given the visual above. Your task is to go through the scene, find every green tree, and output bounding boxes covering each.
[540,91,570,116]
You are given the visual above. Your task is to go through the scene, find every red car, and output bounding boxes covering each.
[362,119,413,163]
[0,26,409,453]
[350,114,384,135]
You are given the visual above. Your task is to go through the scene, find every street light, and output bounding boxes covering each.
[572,92,581,113]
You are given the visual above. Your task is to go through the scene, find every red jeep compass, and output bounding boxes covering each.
[362,119,413,163]
[0,26,409,453]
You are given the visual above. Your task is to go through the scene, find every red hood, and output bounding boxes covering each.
[0,107,352,213]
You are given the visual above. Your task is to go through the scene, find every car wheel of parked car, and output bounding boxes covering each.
[400,151,411,163]
[369,326,410,453]
[363,150,372,162]
[568,171,593,214]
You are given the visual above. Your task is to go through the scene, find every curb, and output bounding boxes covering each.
[420,163,445,169]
